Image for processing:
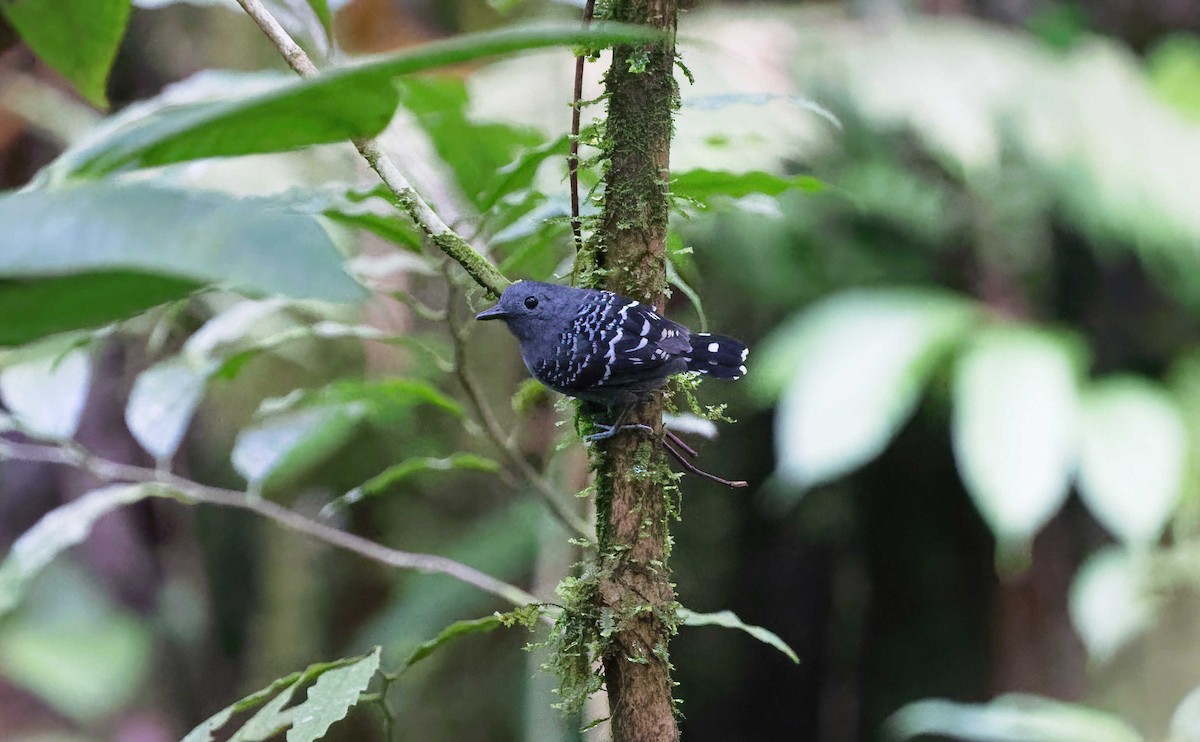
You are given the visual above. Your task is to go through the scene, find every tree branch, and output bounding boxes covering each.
[233,0,510,298]
[0,438,539,609]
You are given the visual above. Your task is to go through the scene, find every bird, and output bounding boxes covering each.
[476,280,748,441]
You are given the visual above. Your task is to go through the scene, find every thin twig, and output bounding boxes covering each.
[661,437,748,489]
[233,0,509,297]
[568,0,597,252]
[444,268,593,538]
[0,438,540,607]
[663,428,697,458]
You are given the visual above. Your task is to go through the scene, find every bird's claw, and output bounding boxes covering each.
[584,423,655,443]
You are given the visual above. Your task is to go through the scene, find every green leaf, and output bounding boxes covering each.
[0,485,173,616]
[58,70,399,179]
[0,345,92,439]
[0,0,130,107]
[887,694,1141,742]
[125,356,212,464]
[952,326,1082,563]
[182,648,381,742]
[305,0,333,42]
[329,453,500,513]
[403,614,505,668]
[232,403,366,490]
[0,563,152,722]
[231,378,460,489]
[285,648,381,742]
[1068,547,1155,664]
[677,608,799,664]
[397,77,543,211]
[355,22,659,79]
[0,272,198,346]
[1147,34,1200,122]
[672,168,824,202]
[765,289,978,491]
[0,182,366,321]
[41,22,655,182]
[1077,377,1187,545]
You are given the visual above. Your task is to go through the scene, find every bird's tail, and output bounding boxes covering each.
[686,333,748,380]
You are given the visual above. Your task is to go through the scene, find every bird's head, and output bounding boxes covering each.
[475,280,577,342]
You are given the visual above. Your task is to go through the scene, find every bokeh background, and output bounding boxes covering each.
[4,0,1200,740]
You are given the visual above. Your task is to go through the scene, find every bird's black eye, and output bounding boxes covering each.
[524,296,539,310]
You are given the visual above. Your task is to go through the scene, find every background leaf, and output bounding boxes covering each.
[951,326,1082,558]
[1068,547,1156,664]
[0,563,152,722]
[672,168,824,202]
[0,485,168,616]
[678,608,799,664]
[0,181,365,344]
[59,70,399,178]
[767,289,977,490]
[887,694,1142,742]
[0,0,131,107]
[1077,377,1187,545]
[0,345,92,440]
[125,356,213,464]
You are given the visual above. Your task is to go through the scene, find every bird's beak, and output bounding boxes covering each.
[475,305,508,321]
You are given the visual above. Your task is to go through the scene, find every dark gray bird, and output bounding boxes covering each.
[476,280,748,440]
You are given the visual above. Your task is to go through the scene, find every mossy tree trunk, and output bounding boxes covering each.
[592,1,679,740]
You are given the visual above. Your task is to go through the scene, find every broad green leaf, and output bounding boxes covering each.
[767,289,978,490]
[232,378,463,489]
[0,272,197,346]
[285,648,381,742]
[952,326,1082,560]
[0,564,152,722]
[125,356,212,463]
[887,694,1141,742]
[396,77,542,211]
[672,168,824,202]
[0,346,91,439]
[0,0,130,107]
[0,485,171,616]
[328,453,500,514]
[478,134,571,213]
[127,299,394,463]
[231,403,366,489]
[356,22,658,79]
[182,649,381,742]
[59,70,399,179]
[678,608,799,664]
[1068,547,1155,664]
[0,182,366,320]
[1077,377,1187,545]
[404,614,505,668]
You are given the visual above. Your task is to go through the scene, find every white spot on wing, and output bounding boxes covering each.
[707,342,720,353]
[740,347,748,362]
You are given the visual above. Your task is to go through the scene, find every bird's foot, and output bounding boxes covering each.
[583,423,654,443]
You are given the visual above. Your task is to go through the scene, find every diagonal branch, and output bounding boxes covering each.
[233,0,509,298]
[0,438,539,608]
